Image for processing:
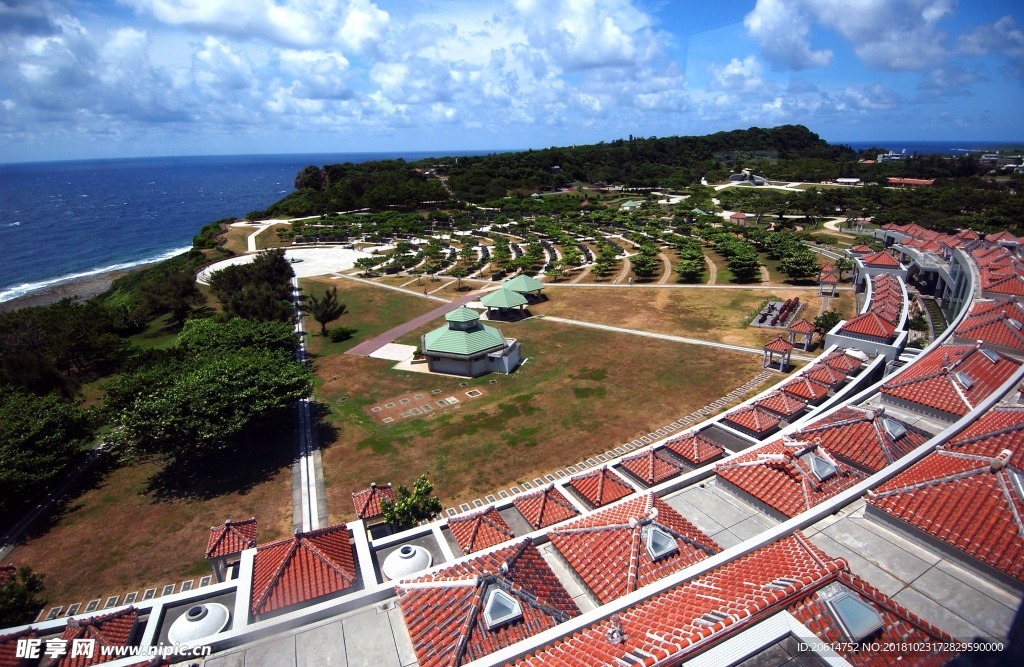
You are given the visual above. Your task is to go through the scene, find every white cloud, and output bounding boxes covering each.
[192,37,255,100]
[745,0,954,71]
[277,49,351,99]
[710,55,769,92]
[838,84,903,111]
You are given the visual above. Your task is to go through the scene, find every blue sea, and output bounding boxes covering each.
[0,152,491,303]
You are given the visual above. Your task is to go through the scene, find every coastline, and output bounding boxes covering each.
[0,264,159,312]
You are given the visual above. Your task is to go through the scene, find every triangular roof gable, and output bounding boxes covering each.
[788,318,815,334]
[58,607,139,666]
[660,431,724,465]
[619,448,686,486]
[503,274,544,293]
[546,494,720,604]
[512,485,579,530]
[722,404,781,434]
[352,483,396,519]
[796,407,925,472]
[206,518,257,559]
[251,524,357,616]
[861,250,902,267]
[568,467,634,508]
[447,506,515,554]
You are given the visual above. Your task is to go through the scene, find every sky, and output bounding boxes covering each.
[0,0,1022,162]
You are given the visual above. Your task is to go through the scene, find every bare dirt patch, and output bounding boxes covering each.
[366,387,489,424]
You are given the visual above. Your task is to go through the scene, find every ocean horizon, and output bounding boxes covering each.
[2,141,1021,304]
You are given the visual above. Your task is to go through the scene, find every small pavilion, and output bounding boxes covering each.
[729,212,748,226]
[421,306,522,377]
[503,274,545,301]
[763,336,794,372]
[206,517,257,583]
[480,286,528,317]
[788,318,816,351]
[818,265,839,296]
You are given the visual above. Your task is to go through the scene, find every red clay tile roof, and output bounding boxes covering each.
[818,271,839,284]
[722,404,782,435]
[880,344,1021,418]
[396,539,578,667]
[515,533,949,667]
[512,485,579,530]
[788,572,956,666]
[822,350,865,375]
[804,363,846,389]
[986,230,1019,243]
[861,250,902,267]
[567,467,634,508]
[661,431,725,466]
[716,438,865,518]
[838,311,897,340]
[788,318,815,334]
[955,306,1024,352]
[756,390,808,418]
[867,408,1024,583]
[251,524,358,616]
[547,494,720,604]
[902,223,940,240]
[781,375,832,403]
[983,271,1024,297]
[850,244,873,253]
[205,518,257,559]
[447,506,516,554]
[958,229,981,241]
[796,407,926,473]
[618,448,685,486]
[56,607,139,667]
[351,482,396,520]
[0,628,36,667]
[763,336,794,353]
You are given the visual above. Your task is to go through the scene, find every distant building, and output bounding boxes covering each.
[420,306,522,377]
[877,150,908,162]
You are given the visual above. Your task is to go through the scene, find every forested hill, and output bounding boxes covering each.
[260,125,850,216]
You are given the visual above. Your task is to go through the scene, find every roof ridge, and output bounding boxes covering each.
[871,457,989,498]
[625,516,644,596]
[254,539,301,615]
[995,474,1024,547]
[953,419,1024,448]
[301,533,356,587]
[451,582,487,666]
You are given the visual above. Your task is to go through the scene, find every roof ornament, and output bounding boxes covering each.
[606,615,625,644]
[990,449,1013,473]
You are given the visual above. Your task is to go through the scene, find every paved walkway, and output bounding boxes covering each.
[346,290,482,357]
[541,316,817,362]
[291,277,326,533]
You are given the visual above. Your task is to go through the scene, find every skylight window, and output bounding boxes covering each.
[954,371,975,389]
[825,592,884,642]
[483,588,523,631]
[1009,469,1024,503]
[980,348,1000,363]
[808,454,837,482]
[881,418,907,441]
[1009,318,1023,331]
[644,525,679,561]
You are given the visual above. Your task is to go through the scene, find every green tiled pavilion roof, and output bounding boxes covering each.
[445,306,481,323]
[503,274,544,293]
[480,288,528,309]
[423,321,507,356]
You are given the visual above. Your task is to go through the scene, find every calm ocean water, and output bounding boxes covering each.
[0,152,491,303]
[1,142,1020,303]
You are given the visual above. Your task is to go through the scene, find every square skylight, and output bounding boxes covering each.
[825,592,884,642]
[980,348,1001,364]
[1009,469,1024,503]
[1009,318,1023,331]
[644,525,679,561]
[808,454,837,482]
[881,418,907,441]
[483,588,523,630]
[954,371,974,389]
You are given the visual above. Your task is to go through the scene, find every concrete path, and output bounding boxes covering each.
[657,253,673,285]
[346,290,481,357]
[541,315,817,362]
[705,254,718,285]
[291,277,326,533]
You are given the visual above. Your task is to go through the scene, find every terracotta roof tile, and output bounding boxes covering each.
[822,350,865,375]
[764,336,794,353]
[781,375,832,403]
[251,524,358,616]
[850,244,873,253]
[547,494,720,604]
[880,344,1021,418]
[0,628,36,667]
[756,391,808,419]
[796,406,926,473]
[660,431,725,466]
[205,517,257,559]
[567,467,634,509]
[788,572,956,666]
[448,506,516,554]
[56,607,139,667]
[868,409,1024,582]
[351,483,396,520]
[861,250,902,268]
[804,363,846,389]
[838,311,897,341]
[722,404,782,435]
[512,485,579,530]
[516,533,951,666]
[396,539,578,667]
[618,448,686,486]
[955,306,1024,352]
[788,318,816,334]
[716,438,865,518]
[987,230,1020,244]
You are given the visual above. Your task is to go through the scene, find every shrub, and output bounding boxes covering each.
[329,326,358,342]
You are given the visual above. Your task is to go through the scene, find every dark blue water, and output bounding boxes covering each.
[840,140,1023,155]
[0,152,491,303]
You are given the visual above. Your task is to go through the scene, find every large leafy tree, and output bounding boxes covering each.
[0,566,46,627]
[209,249,294,323]
[302,286,348,336]
[779,248,822,281]
[0,387,94,518]
[139,268,204,326]
[177,318,297,354]
[814,309,844,340]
